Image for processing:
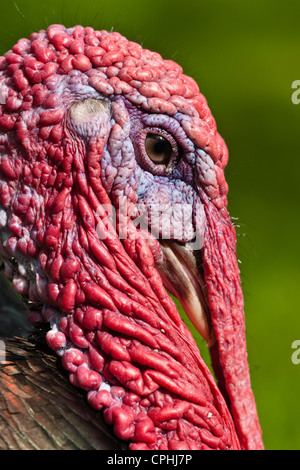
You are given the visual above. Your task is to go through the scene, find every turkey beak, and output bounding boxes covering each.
[156,240,216,348]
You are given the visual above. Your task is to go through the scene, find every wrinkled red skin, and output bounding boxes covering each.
[0,25,263,450]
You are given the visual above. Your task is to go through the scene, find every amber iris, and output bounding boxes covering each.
[145,133,173,164]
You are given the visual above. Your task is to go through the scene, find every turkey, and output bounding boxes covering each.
[0,24,263,450]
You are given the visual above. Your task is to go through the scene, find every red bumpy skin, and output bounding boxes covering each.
[0,25,263,450]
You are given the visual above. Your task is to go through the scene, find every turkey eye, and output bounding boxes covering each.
[145,133,173,164]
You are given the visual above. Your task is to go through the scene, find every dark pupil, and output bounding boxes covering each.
[146,133,172,163]
[153,137,166,154]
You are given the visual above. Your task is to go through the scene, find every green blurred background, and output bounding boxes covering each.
[1,0,299,450]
